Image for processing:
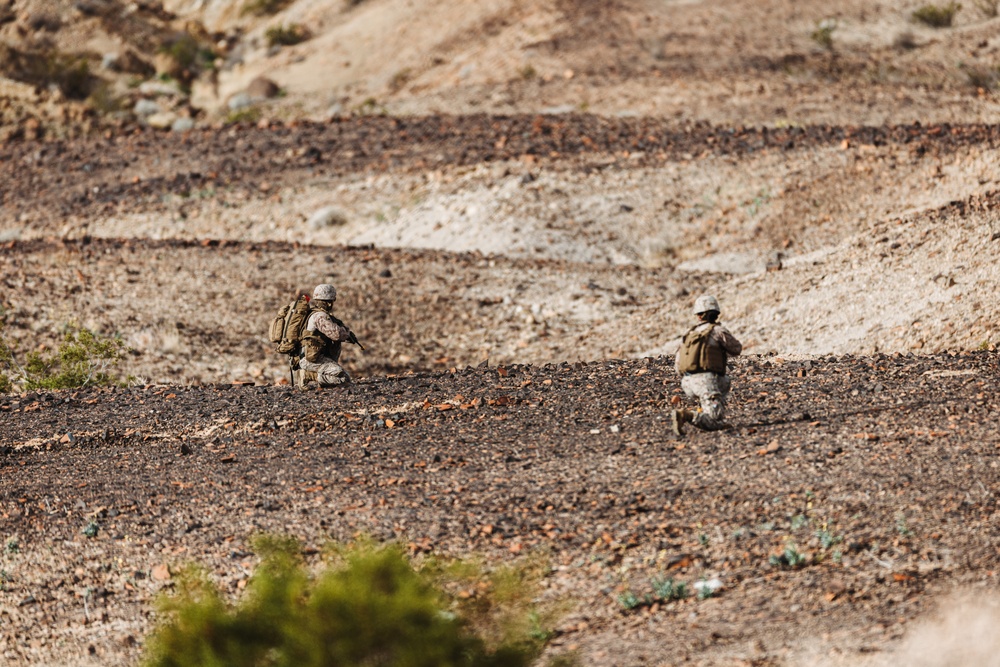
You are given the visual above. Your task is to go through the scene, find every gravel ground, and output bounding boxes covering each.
[1,351,999,665]
[2,111,999,667]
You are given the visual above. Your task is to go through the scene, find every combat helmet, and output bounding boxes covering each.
[312,284,337,301]
[693,294,721,315]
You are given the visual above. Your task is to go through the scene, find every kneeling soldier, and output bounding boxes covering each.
[297,284,355,387]
[671,295,742,434]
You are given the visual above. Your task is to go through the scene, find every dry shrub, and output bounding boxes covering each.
[912,2,962,27]
[143,537,564,667]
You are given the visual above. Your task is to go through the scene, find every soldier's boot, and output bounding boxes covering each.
[300,370,317,386]
[671,409,695,436]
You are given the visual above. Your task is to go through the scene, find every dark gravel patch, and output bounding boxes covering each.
[3,116,999,230]
[1,351,998,665]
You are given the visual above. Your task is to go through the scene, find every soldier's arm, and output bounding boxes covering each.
[715,326,743,356]
[314,312,352,342]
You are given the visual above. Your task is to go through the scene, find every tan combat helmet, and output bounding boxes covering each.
[312,284,337,301]
[693,294,721,314]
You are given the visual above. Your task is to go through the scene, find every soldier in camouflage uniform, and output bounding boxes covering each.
[671,295,742,435]
[297,284,354,387]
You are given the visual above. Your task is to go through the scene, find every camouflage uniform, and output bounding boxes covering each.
[298,303,353,387]
[299,283,351,387]
[675,322,742,430]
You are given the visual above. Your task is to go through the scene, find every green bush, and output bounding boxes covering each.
[225,106,262,125]
[241,0,293,17]
[143,537,557,667]
[265,24,309,47]
[0,322,129,392]
[811,19,837,50]
[912,2,962,27]
[0,46,98,100]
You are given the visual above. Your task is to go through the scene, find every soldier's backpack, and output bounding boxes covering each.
[268,295,312,355]
[676,323,727,374]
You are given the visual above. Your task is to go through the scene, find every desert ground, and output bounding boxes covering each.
[1,0,1000,665]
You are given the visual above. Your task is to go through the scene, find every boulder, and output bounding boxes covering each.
[247,76,280,100]
[171,117,195,132]
[308,207,348,229]
[133,99,162,117]
[146,112,177,130]
[227,92,253,111]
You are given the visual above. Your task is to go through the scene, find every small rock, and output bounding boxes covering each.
[138,80,183,97]
[171,117,195,133]
[146,112,178,130]
[227,92,253,111]
[325,102,344,119]
[693,578,723,595]
[247,76,280,100]
[100,53,119,71]
[308,206,348,229]
[133,99,161,117]
[151,564,170,581]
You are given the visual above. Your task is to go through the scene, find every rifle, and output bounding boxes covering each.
[330,315,365,351]
[346,330,365,351]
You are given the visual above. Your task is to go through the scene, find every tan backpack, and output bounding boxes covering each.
[677,324,727,374]
[268,295,312,355]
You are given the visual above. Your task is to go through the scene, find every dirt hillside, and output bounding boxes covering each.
[2,0,1000,666]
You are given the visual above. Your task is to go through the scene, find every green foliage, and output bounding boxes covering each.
[912,2,962,27]
[616,590,643,610]
[87,81,125,114]
[225,107,262,125]
[769,544,807,569]
[265,24,310,47]
[144,537,553,667]
[650,576,688,601]
[82,521,99,538]
[790,514,809,531]
[815,529,842,550]
[2,320,130,393]
[0,47,99,100]
[811,19,837,50]
[241,0,293,17]
[695,579,717,601]
[161,34,200,70]
[0,312,9,393]
[354,97,387,116]
[19,324,128,391]
[895,514,912,537]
